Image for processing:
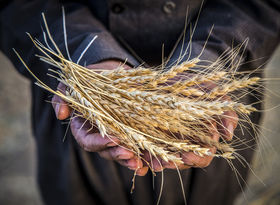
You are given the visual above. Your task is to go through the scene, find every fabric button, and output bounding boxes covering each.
[163,1,176,14]
[111,3,125,14]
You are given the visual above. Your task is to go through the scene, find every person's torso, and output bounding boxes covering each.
[87,0,203,64]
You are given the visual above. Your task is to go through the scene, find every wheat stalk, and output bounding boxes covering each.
[13,14,261,171]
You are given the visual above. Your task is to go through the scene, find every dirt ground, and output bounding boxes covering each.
[0,47,279,204]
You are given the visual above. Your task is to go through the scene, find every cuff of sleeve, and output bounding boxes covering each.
[168,42,221,68]
[71,33,140,68]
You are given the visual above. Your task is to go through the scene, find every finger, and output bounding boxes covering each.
[87,60,131,71]
[52,83,71,120]
[160,159,191,170]
[117,157,144,171]
[52,94,71,120]
[181,149,215,168]
[177,163,191,170]
[142,151,189,170]
[71,117,120,152]
[161,160,178,169]
[218,110,238,141]
[181,125,218,168]
[216,95,238,141]
[99,147,134,160]
[208,121,220,141]
[142,151,165,171]
[136,167,149,176]
[199,81,217,91]
[150,157,165,172]
[119,155,149,176]
[160,153,181,169]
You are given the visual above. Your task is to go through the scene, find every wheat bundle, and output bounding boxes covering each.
[14,13,260,172]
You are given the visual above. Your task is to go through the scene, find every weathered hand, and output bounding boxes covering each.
[52,60,148,176]
[217,97,239,141]
[52,61,238,175]
[197,82,239,141]
[141,121,220,172]
[141,83,238,172]
[70,116,149,176]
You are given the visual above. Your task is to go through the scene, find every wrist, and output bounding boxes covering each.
[87,60,132,70]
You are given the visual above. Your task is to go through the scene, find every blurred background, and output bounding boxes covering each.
[0,46,279,204]
[0,52,42,204]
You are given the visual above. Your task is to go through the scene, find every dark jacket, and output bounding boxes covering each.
[1,0,280,204]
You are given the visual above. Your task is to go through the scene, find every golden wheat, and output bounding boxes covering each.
[13,13,261,172]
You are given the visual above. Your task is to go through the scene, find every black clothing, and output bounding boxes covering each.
[1,0,280,204]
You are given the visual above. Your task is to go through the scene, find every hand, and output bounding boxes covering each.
[198,82,239,141]
[52,61,238,175]
[52,60,149,176]
[140,83,238,172]
[141,122,220,172]
[216,96,239,141]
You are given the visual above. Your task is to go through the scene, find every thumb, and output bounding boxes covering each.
[52,82,71,120]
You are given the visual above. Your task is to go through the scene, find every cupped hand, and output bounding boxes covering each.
[141,121,220,172]
[52,60,148,176]
[140,82,239,172]
[51,60,238,176]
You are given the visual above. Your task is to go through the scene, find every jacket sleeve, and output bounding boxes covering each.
[0,0,138,81]
[170,0,280,70]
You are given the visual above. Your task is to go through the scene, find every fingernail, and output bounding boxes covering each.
[55,104,60,119]
[107,142,117,147]
[128,165,136,170]
[228,123,234,137]
[117,153,133,160]
[184,161,194,166]
[127,159,137,169]
[182,155,194,166]
[136,167,149,176]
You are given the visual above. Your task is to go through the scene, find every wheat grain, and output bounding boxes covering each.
[14,21,261,170]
